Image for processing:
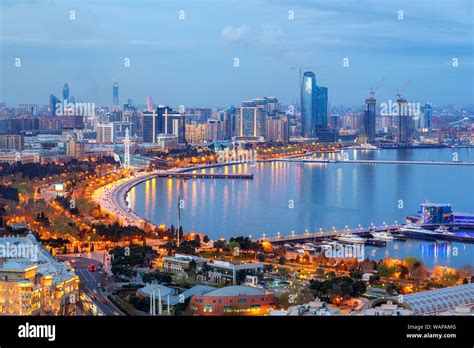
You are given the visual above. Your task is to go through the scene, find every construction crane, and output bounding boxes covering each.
[369,77,385,99]
[396,80,411,99]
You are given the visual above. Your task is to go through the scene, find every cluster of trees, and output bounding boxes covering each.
[0,185,19,202]
[0,156,117,180]
[93,222,146,243]
[309,277,366,304]
[109,244,158,278]
[142,270,172,284]
[54,196,79,215]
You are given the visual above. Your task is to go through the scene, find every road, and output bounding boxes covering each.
[59,255,124,316]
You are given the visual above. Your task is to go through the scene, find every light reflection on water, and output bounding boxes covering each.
[130,148,474,268]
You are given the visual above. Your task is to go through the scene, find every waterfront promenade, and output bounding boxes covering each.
[280,158,474,166]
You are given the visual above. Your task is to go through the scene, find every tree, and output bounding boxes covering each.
[257,253,266,262]
[188,260,197,284]
[203,235,210,243]
[458,265,474,279]
[278,256,286,265]
[440,273,459,287]
[377,264,396,278]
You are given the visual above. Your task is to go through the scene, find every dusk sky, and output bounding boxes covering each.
[1,0,473,108]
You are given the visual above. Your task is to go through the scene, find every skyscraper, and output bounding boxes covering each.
[362,97,377,143]
[396,98,411,143]
[143,106,186,144]
[49,94,61,117]
[113,83,119,106]
[420,102,432,129]
[236,101,267,138]
[315,86,328,130]
[301,71,317,138]
[63,83,69,102]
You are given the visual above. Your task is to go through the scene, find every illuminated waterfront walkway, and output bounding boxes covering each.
[279,158,474,166]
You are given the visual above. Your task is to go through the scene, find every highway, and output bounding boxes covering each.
[59,255,124,316]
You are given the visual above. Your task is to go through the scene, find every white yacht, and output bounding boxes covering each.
[399,222,430,233]
[348,143,380,150]
[434,225,455,235]
[399,222,440,236]
[371,231,394,240]
[337,233,365,244]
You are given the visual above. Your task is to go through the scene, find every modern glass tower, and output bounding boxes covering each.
[363,97,377,143]
[113,83,119,106]
[301,72,317,138]
[397,98,410,143]
[63,83,69,102]
[421,102,432,129]
[49,94,61,117]
[315,86,328,130]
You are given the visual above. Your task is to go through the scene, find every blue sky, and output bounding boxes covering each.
[1,0,473,108]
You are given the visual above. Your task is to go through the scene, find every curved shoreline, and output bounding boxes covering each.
[92,161,256,229]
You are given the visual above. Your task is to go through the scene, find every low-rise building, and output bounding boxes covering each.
[205,260,263,285]
[0,232,79,315]
[190,285,275,316]
[162,254,207,276]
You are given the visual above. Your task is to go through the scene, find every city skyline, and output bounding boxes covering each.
[1,0,473,107]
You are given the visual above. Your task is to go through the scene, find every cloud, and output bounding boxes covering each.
[220,25,251,42]
[258,25,283,45]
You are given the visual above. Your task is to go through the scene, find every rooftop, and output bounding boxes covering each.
[202,285,266,297]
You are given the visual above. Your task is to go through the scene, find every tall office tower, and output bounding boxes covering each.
[142,110,157,143]
[223,107,236,139]
[420,102,432,129]
[63,83,69,102]
[396,98,411,143]
[265,115,289,142]
[263,97,280,115]
[185,122,208,144]
[235,101,267,138]
[113,83,119,107]
[315,86,328,130]
[49,95,61,117]
[96,123,114,143]
[301,71,317,138]
[143,106,186,144]
[362,97,377,143]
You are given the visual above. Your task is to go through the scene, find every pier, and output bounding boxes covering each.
[258,224,474,245]
[155,172,254,179]
[258,225,400,245]
[279,158,474,166]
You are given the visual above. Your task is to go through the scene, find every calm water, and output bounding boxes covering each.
[129,148,474,268]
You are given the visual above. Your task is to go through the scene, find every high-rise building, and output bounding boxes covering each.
[420,103,432,129]
[362,97,377,143]
[396,98,411,143]
[0,134,24,151]
[217,107,235,139]
[185,122,208,144]
[315,86,328,131]
[143,106,186,144]
[66,136,85,159]
[265,115,289,142]
[63,83,69,102]
[301,71,317,138]
[235,101,267,138]
[96,123,114,143]
[113,82,119,107]
[49,94,61,117]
